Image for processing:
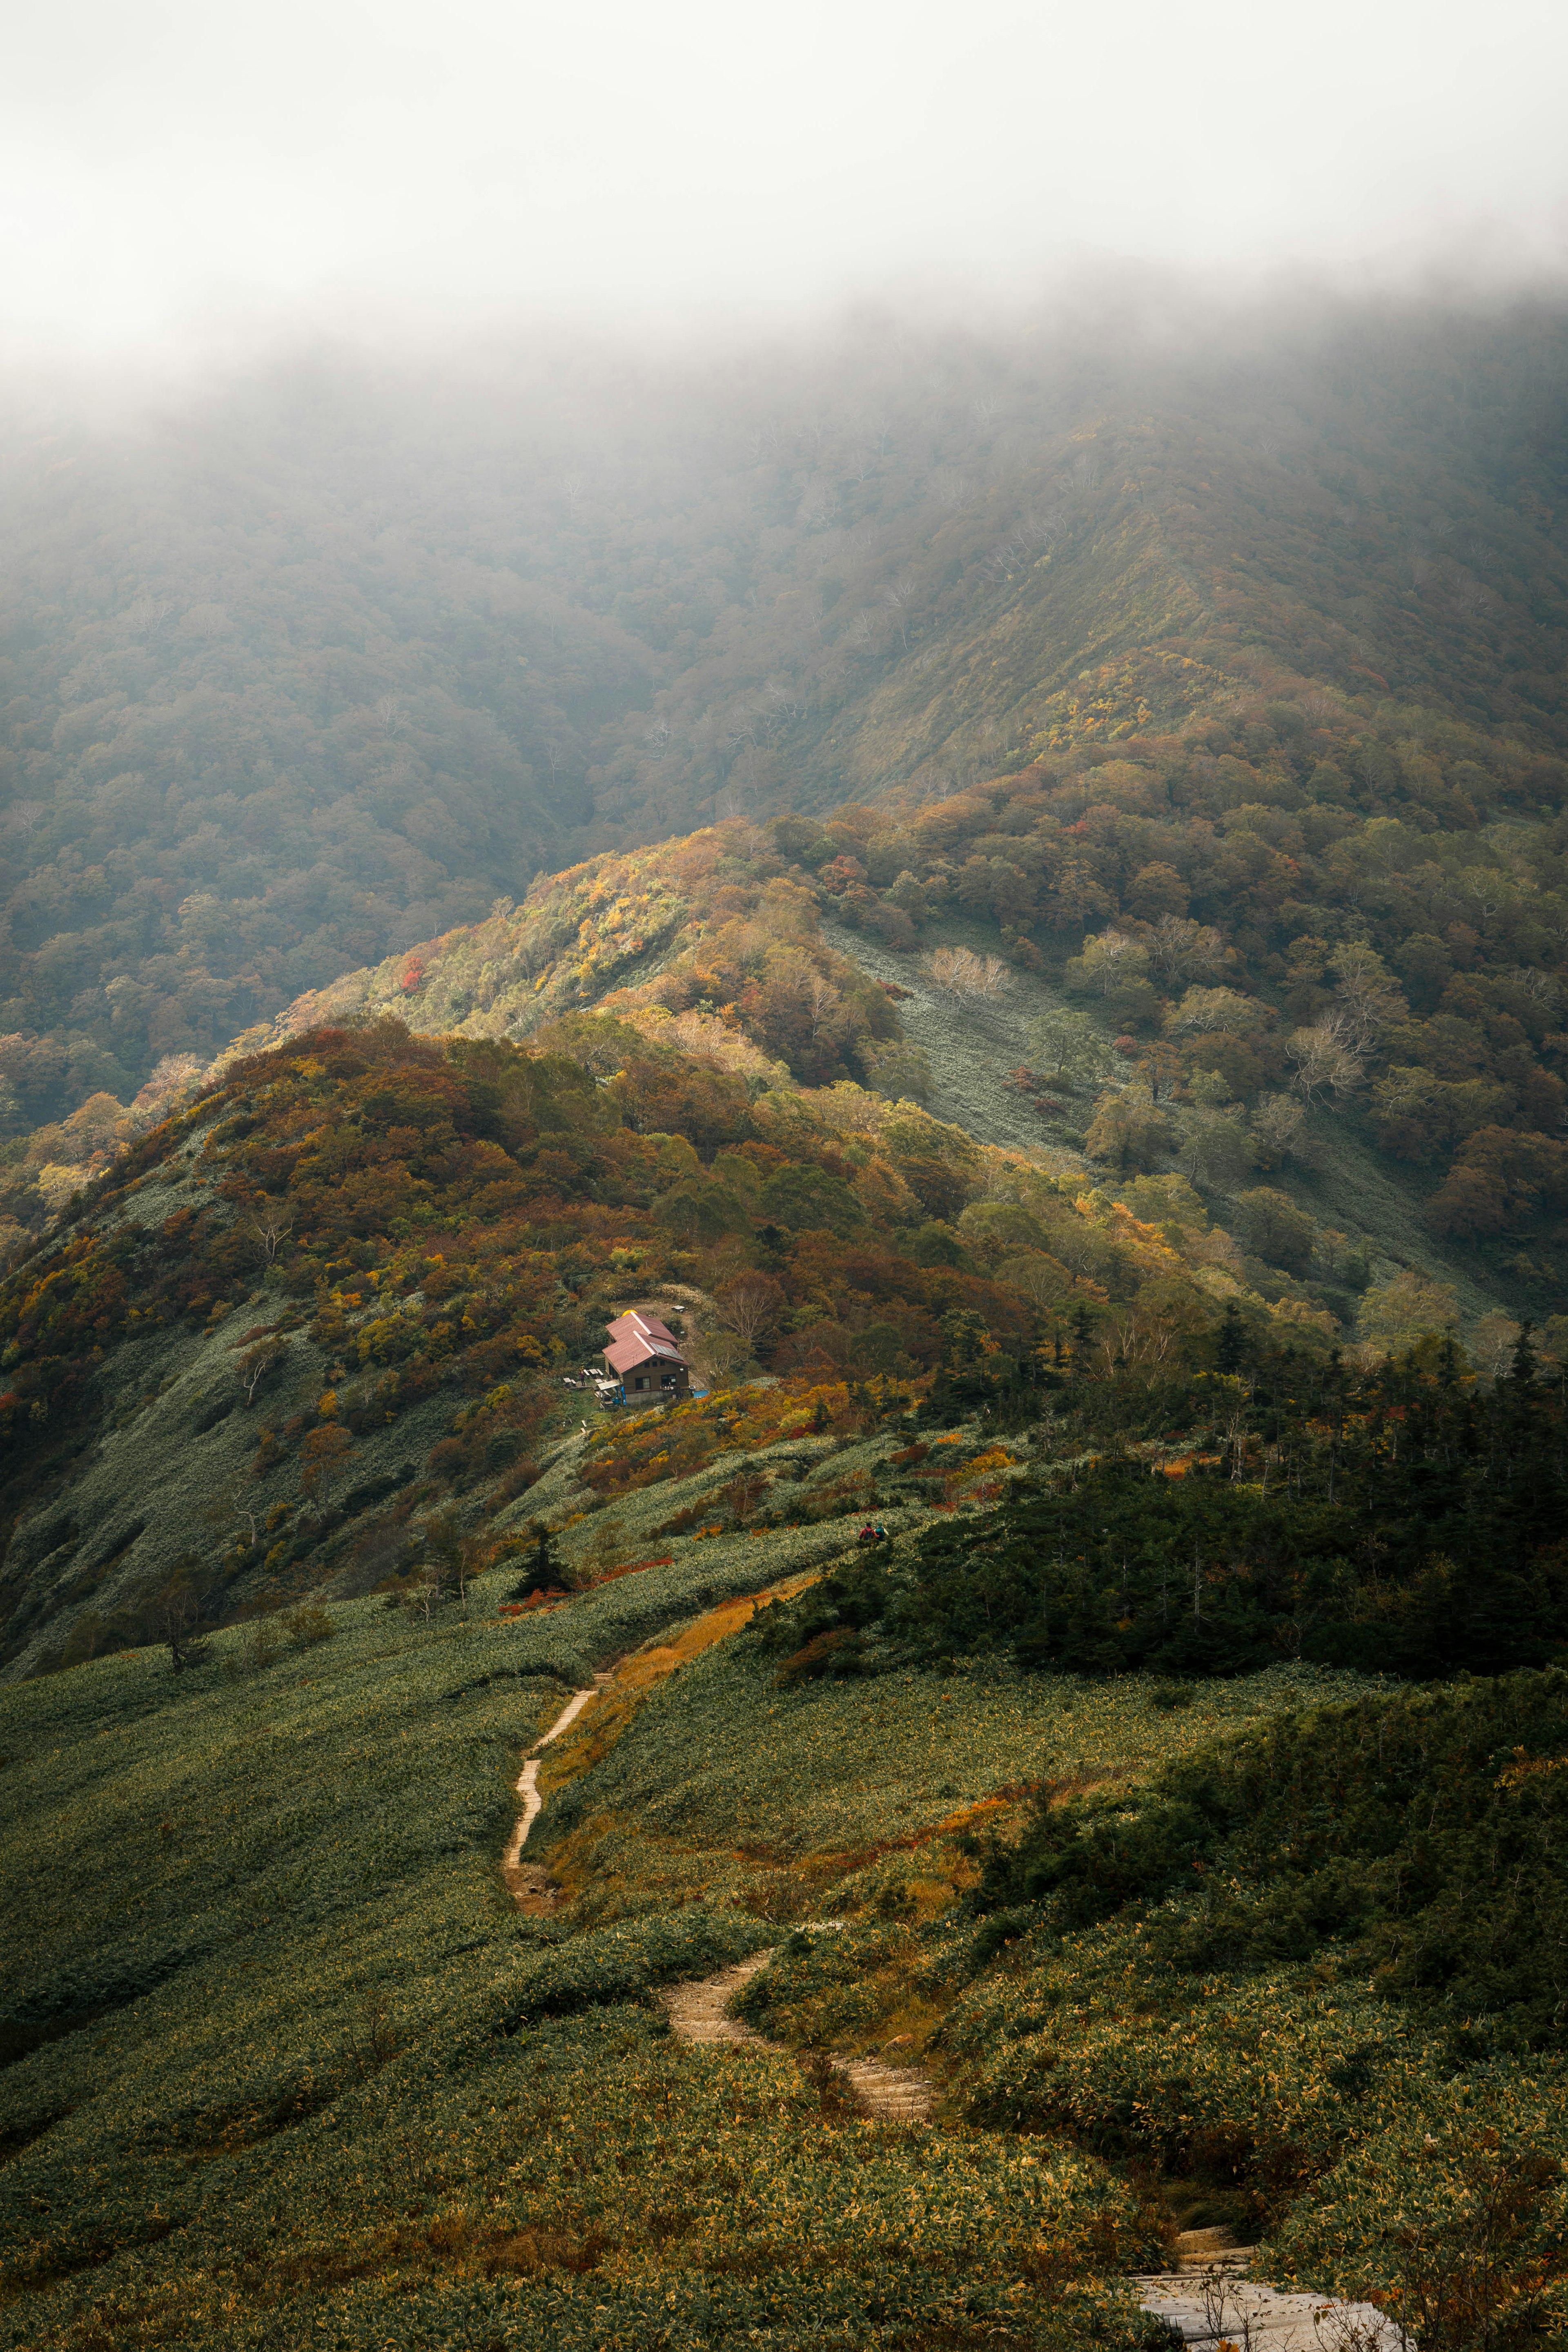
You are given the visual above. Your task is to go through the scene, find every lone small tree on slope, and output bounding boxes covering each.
[510,1522,564,1599]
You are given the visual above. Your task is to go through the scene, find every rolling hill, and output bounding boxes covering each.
[0,1001,1224,1676]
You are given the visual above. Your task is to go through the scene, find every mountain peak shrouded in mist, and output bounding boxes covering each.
[2,298,1565,1139]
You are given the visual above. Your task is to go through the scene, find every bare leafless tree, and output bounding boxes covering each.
[927,946,1010,1001]
[205,1478,260,1552]
[1325,942,1405,1057]
[239,1339,286,1404]
[155,1572,211,1673]
[1287,1018,1364,1105]
[714,1272,784,1350]
[247,1198,295,1263]
[1506,964,1558,1009]
[1149,915,1225,982]
[882,573,919,649]
[805,969,841,1042]
[995,1254,1071,1314]
[928,468,973,510]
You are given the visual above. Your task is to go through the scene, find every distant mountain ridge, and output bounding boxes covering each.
[10,595,1568,1343]
[2,298,1565,1128]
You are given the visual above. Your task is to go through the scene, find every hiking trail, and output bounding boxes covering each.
[500,1645,1411,2341]
[659,1948,935,2124]
[659,1962,1411,2340]
[501,1672,612,1910]
[1132,2254,1411,2346]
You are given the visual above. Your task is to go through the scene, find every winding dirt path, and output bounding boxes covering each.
[661,1960,1407,2334]
[500,1673,612,1910]
[494,1595,938,2120]
[498,1570,825,1912]
[658,1947,936,2125]
[498,1664,1405,2334]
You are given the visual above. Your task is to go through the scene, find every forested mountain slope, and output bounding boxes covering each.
[1,1009,1276,1675]
[7,296,1568,2352]
[28,627,1559,1334]
[7,978,1568,1683]
[3,297,1566,1127]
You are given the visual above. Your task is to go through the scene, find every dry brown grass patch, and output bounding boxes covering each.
[534,1570,823,1801]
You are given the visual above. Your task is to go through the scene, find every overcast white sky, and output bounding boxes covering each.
[3,0,1566,357]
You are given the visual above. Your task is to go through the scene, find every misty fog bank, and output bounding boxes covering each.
[5,0,1567,354]
[7,261,1568,428]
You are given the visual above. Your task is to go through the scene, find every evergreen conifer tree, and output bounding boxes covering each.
[511,1523,563,1599]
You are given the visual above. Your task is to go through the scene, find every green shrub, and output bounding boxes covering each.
[973,1669,1568,2051]
[756,1359,1568,1681]
[281,1601,334,1646]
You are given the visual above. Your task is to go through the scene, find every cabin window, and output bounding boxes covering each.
[634,1374,648,1390]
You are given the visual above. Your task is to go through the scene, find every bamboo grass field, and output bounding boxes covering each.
[0,1561,1196,2351]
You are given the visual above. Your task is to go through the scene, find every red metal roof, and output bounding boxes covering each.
[603,1309,687,1377]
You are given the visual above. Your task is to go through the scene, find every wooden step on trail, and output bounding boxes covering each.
[658,1948,937,2124]
[832,2052,937,2123]
[660,1951,775,2048]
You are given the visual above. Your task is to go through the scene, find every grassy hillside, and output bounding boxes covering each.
[0,1505,1410,2352]
[7,1336,1562,2345]
[945,1668,1568,2346]
[538,1639,1568,2347]
[0,1572,1191,2352]
[9,880,1567,1675]
[4,296,1568,2352]
[533,1635,1365,1930]
[10,1002,1321,1675]
[3,1006,1564,2340]
[8,1548,1560,2347]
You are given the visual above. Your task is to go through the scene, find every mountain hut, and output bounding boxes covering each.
[602,1309,690,1398]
